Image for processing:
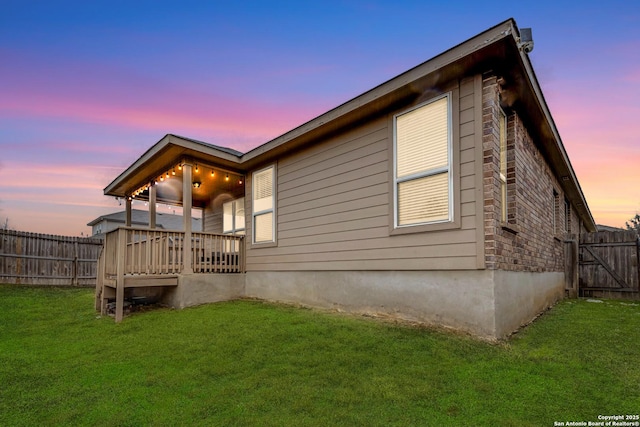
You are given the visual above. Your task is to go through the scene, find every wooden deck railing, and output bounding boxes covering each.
[192,232,245,273]
[96,227,244,322]
[101,227,244,277]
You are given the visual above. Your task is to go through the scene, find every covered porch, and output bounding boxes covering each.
[96,134,247,321]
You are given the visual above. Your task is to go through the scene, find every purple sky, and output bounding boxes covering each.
[1,1,639,236]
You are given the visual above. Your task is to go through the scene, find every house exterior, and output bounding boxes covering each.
[97,19,596,339]
[87,209,202,238]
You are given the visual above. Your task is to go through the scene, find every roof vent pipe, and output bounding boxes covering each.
[519,28,534,53]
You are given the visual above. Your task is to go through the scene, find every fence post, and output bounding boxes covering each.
[73,240,79,286]
[637,235,640,289]
[15,235,23,284]
[564,235,579,298]
[115,228,126,323]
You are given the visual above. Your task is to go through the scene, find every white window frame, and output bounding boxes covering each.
[222,198,245,235]
[393,93,453,229]
[252,165,275,244]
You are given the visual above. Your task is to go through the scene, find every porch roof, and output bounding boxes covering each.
[104,134,245,206]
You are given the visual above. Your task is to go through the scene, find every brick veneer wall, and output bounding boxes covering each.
[482,75,570,273]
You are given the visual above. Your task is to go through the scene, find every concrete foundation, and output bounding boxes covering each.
[493,270,565,337]
[163,273,245,309]
[147,269,564,340]
[245,270,565,339]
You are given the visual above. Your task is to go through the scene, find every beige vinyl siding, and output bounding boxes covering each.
[246,78,482,271]
[203,203,222,233]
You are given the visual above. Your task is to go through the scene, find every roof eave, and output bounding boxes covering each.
[239,19,518,168]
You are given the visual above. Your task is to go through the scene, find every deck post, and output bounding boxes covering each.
[115,228,126,322]
[125,198,132,227]
[149,181,157,229]
[182,162,193,274]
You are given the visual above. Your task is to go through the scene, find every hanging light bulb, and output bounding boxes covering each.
[195,164,199,173]
[225,174,229,181]
[172,168,176,176]
[178,164,182,171]
[166,171,170,179]
[211,170,215,177]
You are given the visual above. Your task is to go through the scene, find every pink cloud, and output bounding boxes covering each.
[0,49,329,152]
[624,69,640,83]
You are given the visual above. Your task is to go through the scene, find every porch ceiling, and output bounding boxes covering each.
[135,166,244,209]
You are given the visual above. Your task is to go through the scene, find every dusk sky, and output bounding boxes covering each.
[1,1,638,236]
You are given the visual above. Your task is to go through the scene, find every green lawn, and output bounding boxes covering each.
[0,285,638,426]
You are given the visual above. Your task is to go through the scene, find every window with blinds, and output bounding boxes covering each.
[223,198,245,235]
[252,166,275,243]
[499,108,508,223]
[394,94,451,227]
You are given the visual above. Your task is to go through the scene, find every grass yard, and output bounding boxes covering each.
[0,285,639,426]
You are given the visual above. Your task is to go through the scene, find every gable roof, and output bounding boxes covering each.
[104,18,596,231]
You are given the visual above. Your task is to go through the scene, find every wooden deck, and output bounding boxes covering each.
[96,227,244,321]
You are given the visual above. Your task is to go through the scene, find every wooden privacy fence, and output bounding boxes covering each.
[0,229,103,286]
[573,231,640,299]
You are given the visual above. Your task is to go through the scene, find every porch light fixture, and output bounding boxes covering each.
[192,181,201,188]
[225,174,229,181]
[238,179,243,185]
[195,164,199,173]
[211,170,215,177]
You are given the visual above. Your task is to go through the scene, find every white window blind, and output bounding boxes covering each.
[396,97,449,179]
[398,173,449,225]
[235,200,245,231]
[223,201,233,233]
[252,166,275,243]
[253,168,273,213]
[394,94,451,227]
[254,212,273,243]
